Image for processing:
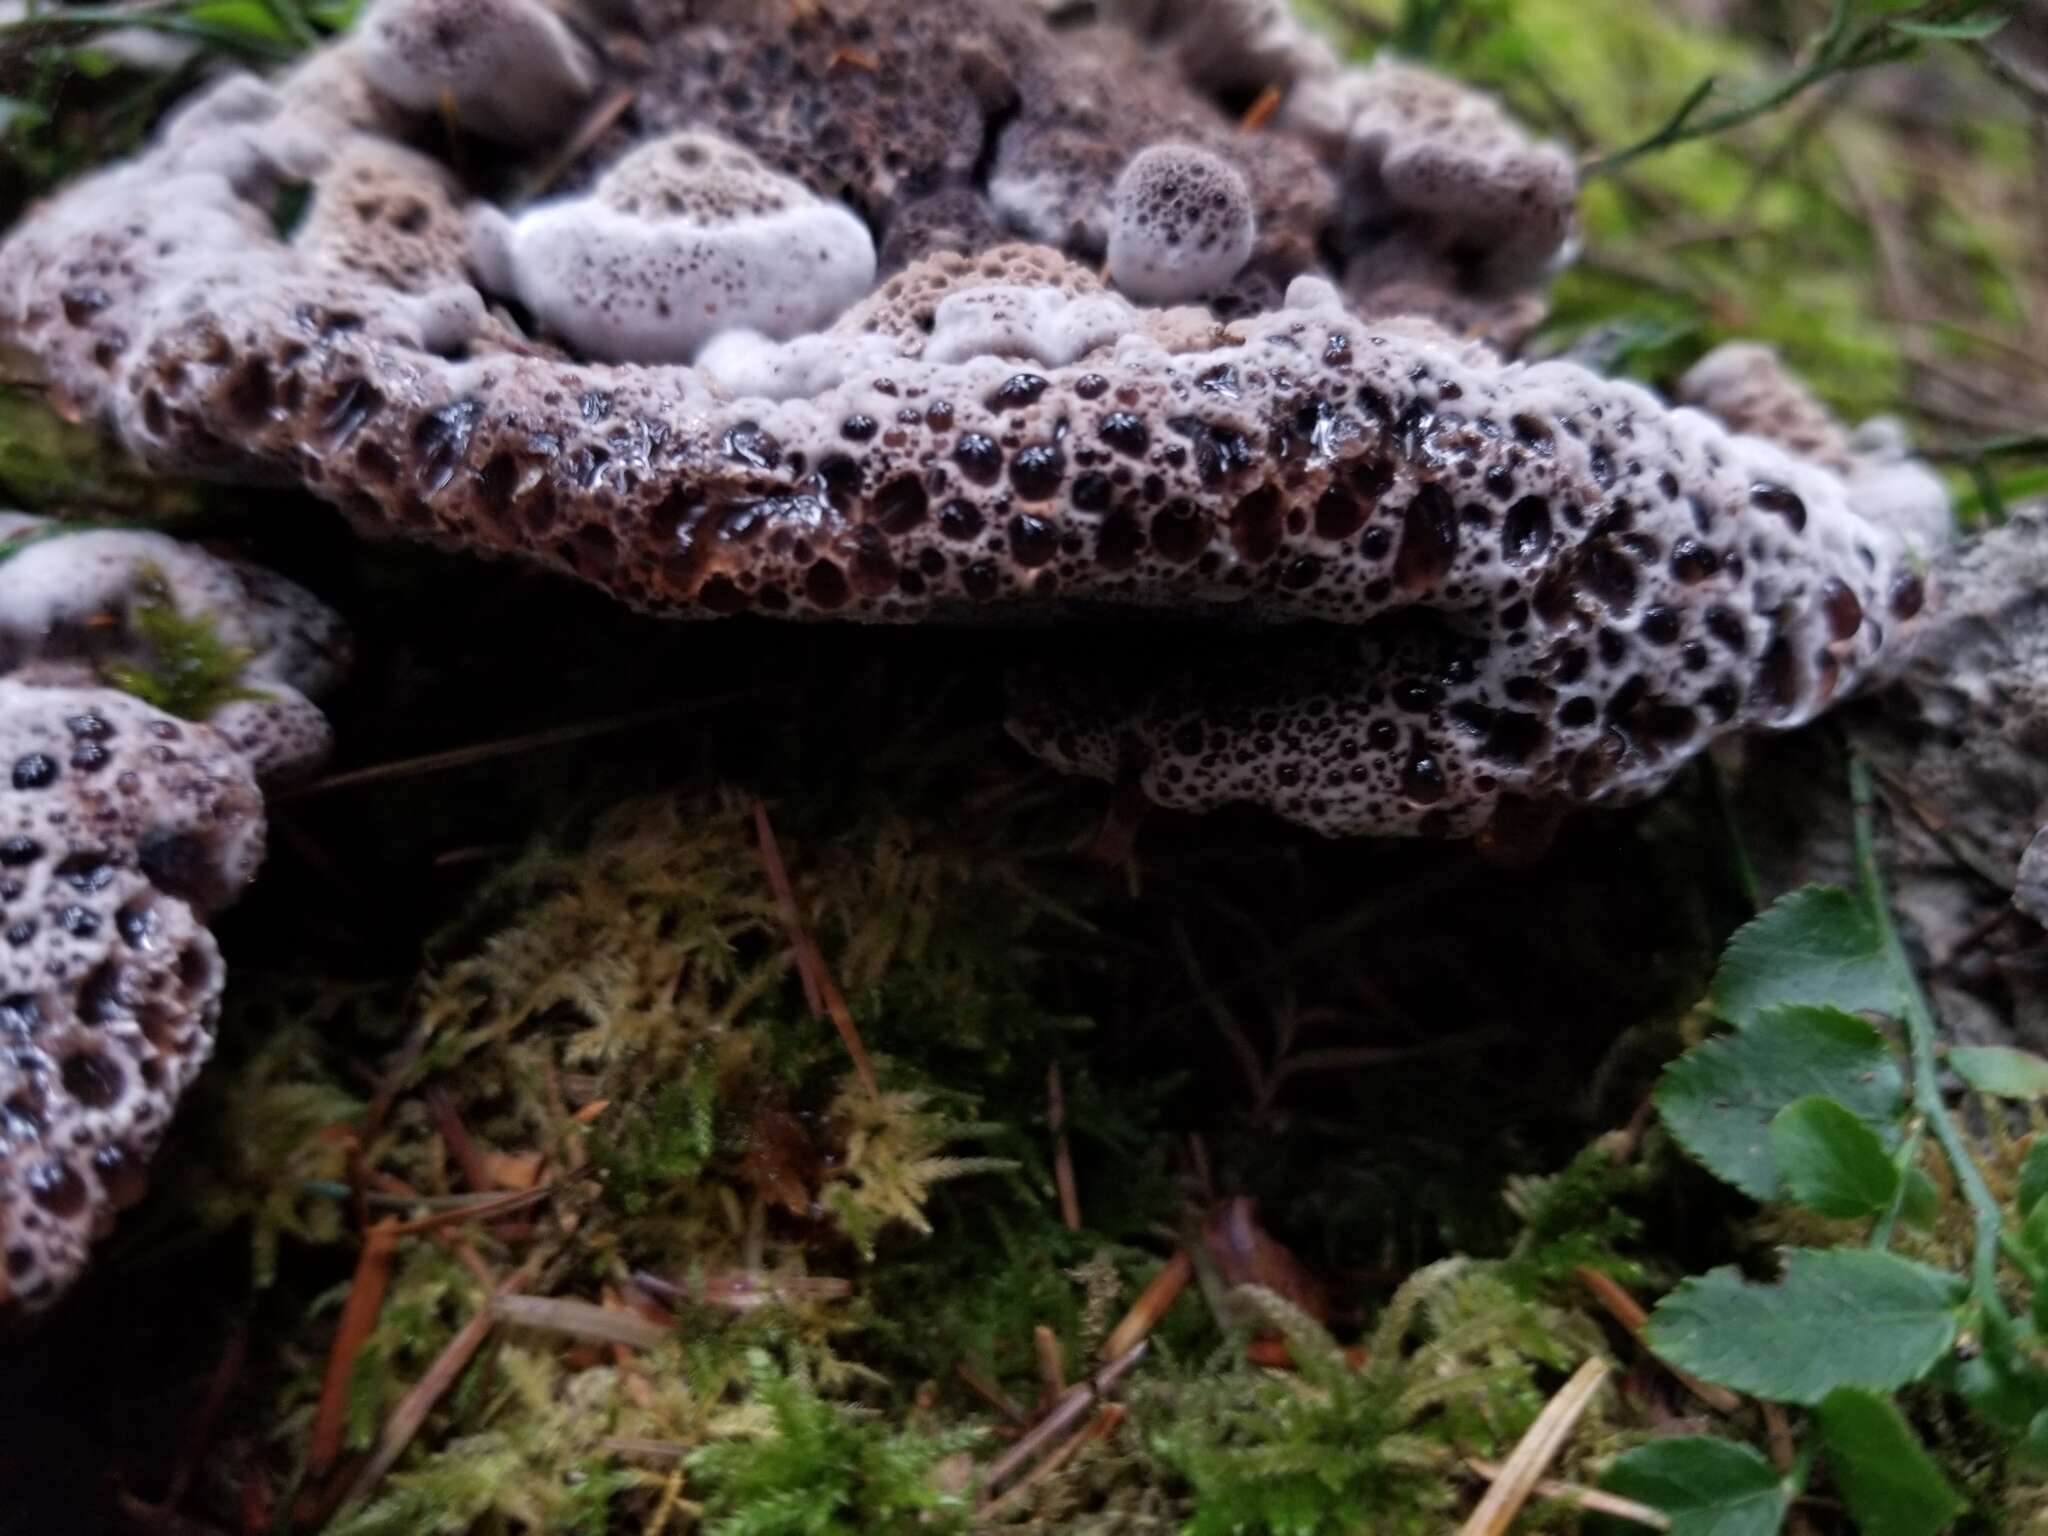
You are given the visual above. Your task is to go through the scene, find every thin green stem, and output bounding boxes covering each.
[1851,756,2007,1319]
[1701,756,1762,915]
[1588,0,1990,177]
[1869,1118,1925,1253]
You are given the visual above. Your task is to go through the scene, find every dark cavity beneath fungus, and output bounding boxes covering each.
[0,0,1946,850]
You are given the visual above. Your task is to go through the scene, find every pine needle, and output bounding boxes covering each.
[309,1220,398,1477]
[751,797,879,1097]
[337,1255,543,1516]
[1455,1357,1611,1536]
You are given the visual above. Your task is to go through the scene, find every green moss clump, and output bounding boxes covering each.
[688,1351,980,1535]
[99,562,265,719]
[1141,1271,1607,1536]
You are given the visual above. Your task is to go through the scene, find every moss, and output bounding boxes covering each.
[97,561,266,719]
[688,1350,980,1535]
[1138,1270,1609,1536]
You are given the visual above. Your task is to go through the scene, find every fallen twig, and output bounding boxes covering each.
[493,1293,671,1350]
[981,1342,1148,1495]
[981,1403,1125,1516]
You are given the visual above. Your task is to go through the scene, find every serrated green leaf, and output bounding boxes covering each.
[1889,14,2012,40]
[1814,1388,1965,1536]
[1596,1437,1790,1536]
[1769,1096,1899,1219]
[1710,887,1900,1029]
[1656,1007,1904,1201]
[1947,1046,2048,1100]
[1647,1248,1963,1404]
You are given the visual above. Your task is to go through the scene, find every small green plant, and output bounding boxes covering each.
[1615,758,2048,1535]
[1591,1,2021,175]
[1148,1271,1603,1536]
[688,1350,978,1535]
[99,562,265,719]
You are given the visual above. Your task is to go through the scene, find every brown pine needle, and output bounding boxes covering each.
[427,1086,494,1193]
[281,702,728,800]
[1456,1357,1612,1536]
[1464,1457,1671,1530]
[1047,1062,1082,1230]
[309,1219,398,1477]
[492,1293,671,1350]
[1577,1266,1742,1414]
[517,84,636,202]
[751,797,879,1096]
[956,1361,1030,1426]
[630,1267,852,1312]
[1239,82,1284,132]
[1103,1250,1191,1361]
[384,1184,555,1236]
[1034,1324,1067,1406]
[338,1256,542,1515]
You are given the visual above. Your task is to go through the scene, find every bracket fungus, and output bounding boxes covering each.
[0,0,1943,858]
[0,521,347,1309]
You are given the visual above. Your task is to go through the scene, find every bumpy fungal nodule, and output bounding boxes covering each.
[0,0,1942,855]
[356,0,596,143]
[1107,144,1258,305]
[468,131,879,364]
[0,521,347,1309]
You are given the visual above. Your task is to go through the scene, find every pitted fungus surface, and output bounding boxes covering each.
[1107,144,1259,306]
[0,522,348,1309]
[0,0,1944,854]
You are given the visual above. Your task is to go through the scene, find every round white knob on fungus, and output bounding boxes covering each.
[466,131,879,365]
[356,0,595,144]
[1107,143,1257,306]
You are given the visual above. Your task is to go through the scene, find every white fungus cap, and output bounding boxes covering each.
[1106,143,1257,306]
[356,0,596,144]
[467,130,879,364]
